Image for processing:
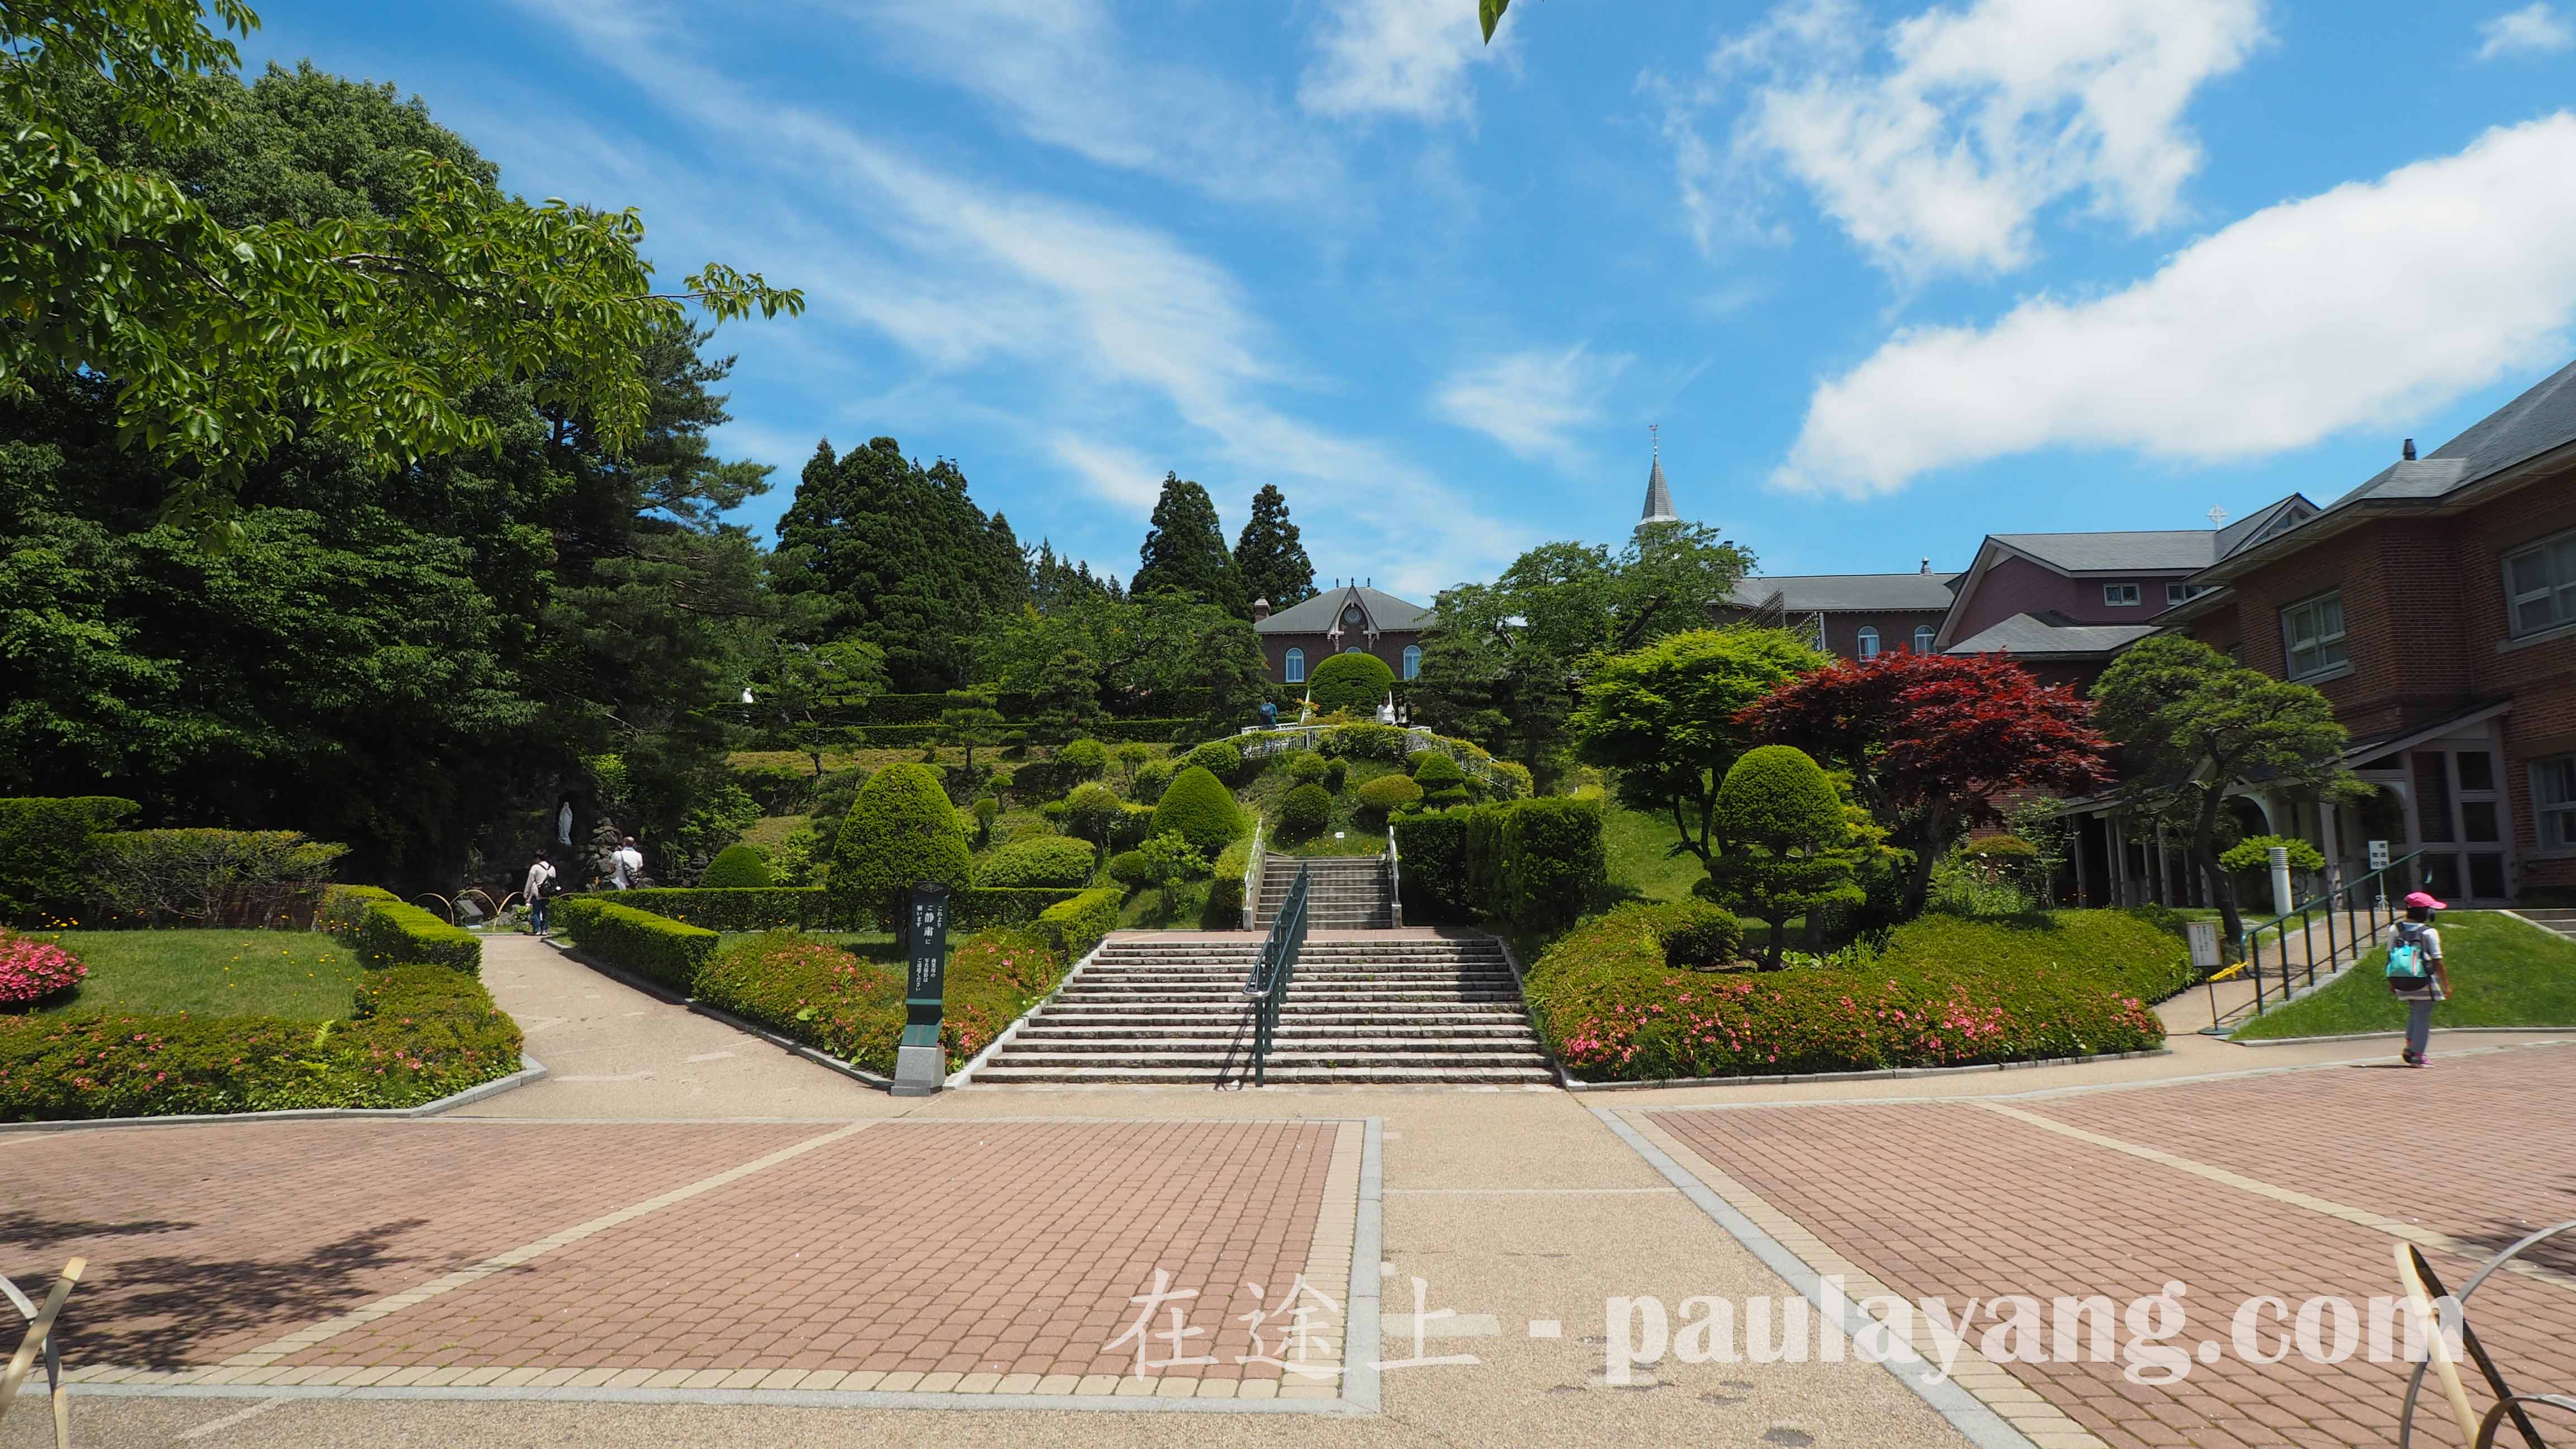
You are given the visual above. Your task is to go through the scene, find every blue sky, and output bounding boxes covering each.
[240,0,2576,597]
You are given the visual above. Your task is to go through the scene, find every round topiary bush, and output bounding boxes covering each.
[1286,751,1329,784]
[1185,739,1242,780]
[831,762,973,927]
[1108,849,1153,889]
[1306,651,1395,714]
[1277,782,1333,838]
[1132,756,1177,803]
[1426,785,1471,808]
[1712,745,1843,846]
[1057,738,1109,779]
[1355,773,1422,822]
[1063,782,1126,845]
[1409,750,1466,788]
[1323,757,1347,792]
[699,843,773,889]
[976,834,1098,888]
[1150,765,1243,852]
[1656,903,1745,970]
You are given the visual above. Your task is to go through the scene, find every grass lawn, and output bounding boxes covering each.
[738,813,809,853]
[1602,804,1705,905]
[2233,912,2576,1039]
[29,930,366,1020]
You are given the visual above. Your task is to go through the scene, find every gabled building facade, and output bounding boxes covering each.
[1253,583,1433,688]
[1716,566,1962,661]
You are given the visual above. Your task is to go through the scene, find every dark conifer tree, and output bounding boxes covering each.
[1232,483,1317,611]
[1130,472,1243,615]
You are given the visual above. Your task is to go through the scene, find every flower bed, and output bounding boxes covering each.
[693,927,1073,1074]
[0,930,86,1006]
[0,964,522,1121]
[1523,903,2175,1082]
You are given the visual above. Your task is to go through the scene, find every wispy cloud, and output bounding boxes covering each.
[1660,0,2266,278]
[1433,344,1634,470]
[2477,3,2575,59]
[1300,0,1503,125]
[1773,115,2576,496]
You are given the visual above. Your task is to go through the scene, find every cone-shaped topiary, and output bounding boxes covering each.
[975,834,1098,888]
[1150,765,1243,851]
[1306,651,1394,714]
[832,762,973,929]
[700,843,773,889]
[1409,750,1466,788]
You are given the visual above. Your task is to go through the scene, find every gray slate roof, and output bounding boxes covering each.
[1254,585,1433,635]
[1945,613,2160,657]
[1988,531,2220,572]
[2317,355,2576,513]
[1729,572,1962,612]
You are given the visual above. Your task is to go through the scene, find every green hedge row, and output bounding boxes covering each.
[1035,886,1122,963]
[0,964,523,1121]
[600,885,1093,934]
[690,925,1081,1076]
[556,897,721,990]
[0,796,139,924]
[1522,903,2170,1082]
[1393,796,1604,934]
[344,898,481,974]
[745,688,1212,727]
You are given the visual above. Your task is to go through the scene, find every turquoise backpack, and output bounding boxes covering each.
[2384,924,2431,983]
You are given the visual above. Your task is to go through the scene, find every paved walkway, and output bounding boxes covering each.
[7,932,2570,1448]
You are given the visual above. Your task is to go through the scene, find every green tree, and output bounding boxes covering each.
[1232,484,1316,611]
[1569,628,1826,873]
[978,589,1263,725]
[1703,745,1865,968]
[2091,636,2358,948]
[757,638,889,778]
[831,762,971,929]
[1,3,800,544]
[1136,829,1210,913]
[1131,473,1242,614]
[937,688,1004,773]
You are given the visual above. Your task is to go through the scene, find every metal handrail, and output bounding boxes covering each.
[1240,862,1311,1087]
[1240,821,1266,931]
[1386,825,1404,928]
[2208,850,2426,1028]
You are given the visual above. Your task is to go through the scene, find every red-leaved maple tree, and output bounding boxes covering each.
[1737,651,2114,917]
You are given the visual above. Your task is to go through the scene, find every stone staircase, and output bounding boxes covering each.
[1257,854,1394,929]
[970,932,1555,1085]
[2518,907,2576,942]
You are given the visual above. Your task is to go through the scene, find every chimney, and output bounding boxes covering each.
[1251,596,1271,623]
[1919,556,1931,575]
[2402,438,2417,461]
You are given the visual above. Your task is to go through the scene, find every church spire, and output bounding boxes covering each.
[1640,423,1677,525]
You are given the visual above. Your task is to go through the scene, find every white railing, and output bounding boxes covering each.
[1241,819,1266,931]
[1386,824,1403,927]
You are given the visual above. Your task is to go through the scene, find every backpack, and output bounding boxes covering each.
[2385,924,2431,985]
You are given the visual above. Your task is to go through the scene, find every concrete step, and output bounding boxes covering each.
[972,1063,1556,1085]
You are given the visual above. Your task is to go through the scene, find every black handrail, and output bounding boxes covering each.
[2206,850,2425,1030]
[1241,862,1311,1086]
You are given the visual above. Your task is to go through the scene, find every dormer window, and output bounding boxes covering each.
[2103,584,2141,607]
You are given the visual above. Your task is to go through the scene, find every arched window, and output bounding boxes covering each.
[1342,645,1365,654]
[1402,645,1422,680]
[1913,625,1936,654]
[1284,648,1305,683]
[1857,627,1880,660]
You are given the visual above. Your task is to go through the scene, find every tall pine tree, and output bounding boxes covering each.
[1130,472,1243,615]
[1232,483,1316,610]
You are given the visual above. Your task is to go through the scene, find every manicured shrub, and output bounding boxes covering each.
[1522,903,2166,1082]
[1962,834,2039,863]
[1322,757,1347,792]
[0,964,522,1121]
[1706,745,1862,967]
[976,835,1098,889]
[1186,739,1243,780]
[1057,738,1110,779]
[1390,797,1603,933]
[831,763,973,929]
[89,828,348,928]
[1036,887,1123,962]
[1208,839,1252,920]
[351,900,482,974]
[1306,651,1395,714]
[1321,722,1408,761]
[1112,802,1156,851]
[1356,774,1422,823]
[2218,834,2327,873]
[1132,756,1177,803]
[1277,783,1333,839]
[1409,750,1465,787]
[555,898,719,990]
[730,761,816,813]
[971,795,1001,844]
[1656,903,1745,970]
[700,844,774,889]
[1150,766,1243,852]
[0,796,136,924]
[1109,850,1153,889]
[1390,810,1475,921]
[617,887,828,932]
[0,930,86,1006]
[1062,782,1126,846]
[316,884,399,939]
[1286,751,1330,784]
[1489,760,1535,800]
[1427,785,1471,808]
[693,932,902,1073]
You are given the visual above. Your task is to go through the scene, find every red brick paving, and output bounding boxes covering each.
[1656,1047,2576,1449]
[0,1119,822,1367]
[280,1120,1339,1380]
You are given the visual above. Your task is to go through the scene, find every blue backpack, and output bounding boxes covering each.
[2385,924,2431,984]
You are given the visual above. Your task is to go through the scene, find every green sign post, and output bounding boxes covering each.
[892,881,951,1096]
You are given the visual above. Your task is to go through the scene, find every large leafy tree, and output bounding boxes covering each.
[1,2,801,543]
[755,638,889,778]
[1741,651,2115,919]
[1232,483,1315,610]
[1131,472,1242,615]
[978,587,1261,721]
[2090,636,2358,946]
[769,437,1026,691]
[1569,627,1825,873]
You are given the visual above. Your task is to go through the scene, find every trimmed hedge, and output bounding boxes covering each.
[1320,722,1409,761]
[1208,839,1252,920]
[832,763,973,929]
[1393,796,1604,934]
[1035,886,1123,962]
[316,884,399,938]
[1523,903,2167,1082]
[0,795,137,924]
[617,887,827,932]
[0,964,523,1121]
[1306,651,1395,714]
[1356,774,1422,822]
[556,897,720,989]
[700,844,774,889]
[1151,766,1243,852]
[955,887,1090,927]
[975,835,1099,888]
[349,899,481,974]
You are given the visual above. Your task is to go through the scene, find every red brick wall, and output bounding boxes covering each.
[1818,610,1948,661]
[2463,480,2576,892]
[1946,555,2188,643]
[1261,631,1421,688]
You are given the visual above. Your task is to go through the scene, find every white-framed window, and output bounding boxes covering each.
[2537,755,2576,850]
[2502,527,2576,636]
[1857,626,1880,660]
[1912,624,1936,653]
[2166,582,2210,606]
[1401,645,1422,680]
[2104,583,2141,607]
[1284,648,1305,683]
[2281,591,2348,679]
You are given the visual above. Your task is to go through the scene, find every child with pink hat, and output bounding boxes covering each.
[2386,891,2450,1067]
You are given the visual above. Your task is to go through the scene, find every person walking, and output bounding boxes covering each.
[611,836,645,891]
[2387,890,2451,1068]
[524,853,558,938]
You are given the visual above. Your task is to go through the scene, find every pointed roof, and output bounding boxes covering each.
[1640,446,1677,524]
[1253,584,1433,635]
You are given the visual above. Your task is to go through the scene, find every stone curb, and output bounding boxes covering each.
[2222,1028,2574,1048]
[0,1054,548,1135]
[1559,1047,2169,1092]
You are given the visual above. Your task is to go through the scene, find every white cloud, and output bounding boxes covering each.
[1773,114,2576,496]
[1678,0,2266,277]
[1432,344,1633,468]
[1300,0,1499,124]
[2478,4,2575,59]
[1048,435,1167,512]
[850,0,1342,205]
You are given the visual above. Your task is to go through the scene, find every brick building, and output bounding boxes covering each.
[1717,566,1962,660]
[1252,583,1432,689]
